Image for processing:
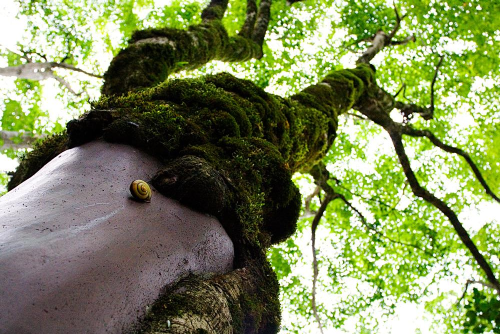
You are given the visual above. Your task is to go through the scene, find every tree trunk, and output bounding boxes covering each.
[2,2,378,329]
[6,1,496,333]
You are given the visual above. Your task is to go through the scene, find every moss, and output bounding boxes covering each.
[9,65,376,332]
[11,66,376,254]
[7,132,68,191]
[136,255,280,333]
[103,21,261,96]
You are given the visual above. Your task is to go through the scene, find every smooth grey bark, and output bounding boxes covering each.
[0,140,234,333]
[0,62,101,95]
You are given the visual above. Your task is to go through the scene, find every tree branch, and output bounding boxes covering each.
[356,5,414,65]
[103,0,267,95]
[310,164,434,255]
[251,0,272,48]
[393,55,443,121]
[310,193,332,334]
[401,125,500,203]
[429,55,444,115]
[201,0,229,21]
[239,0,258,38]
[302,184,321,217]
[388,128,500,295]
[457,279,499,305]
[0,63,55,81]
[0,130,45,150]
[53,63,103,79]
[53,75,82,96]
[390,35,416,46]
[355,70,500,295]
[0,62,102,82]
[387,4,407,41]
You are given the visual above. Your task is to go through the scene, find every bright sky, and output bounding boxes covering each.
[0,1,498,333]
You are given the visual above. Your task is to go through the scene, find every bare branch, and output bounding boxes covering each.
[0,63,55,81]
[310,164,433,254]
[346,112,368,121]
[356,30,390,64]
[356,5,414,65]
[393,55,443,121]
[355,96,500,293]
[303,184,321,217]
[457,279,499,305]
[394,101,433,121]
[310,193,332,334]
[390,35,416,46]
[0,62,102,82]
[388,128,500,295]
[429,55,444,115]
[387,4,405,41]
[53,63,103,79]
[393,83,406,99]
[401,126,500,203]
[53,75,82,97]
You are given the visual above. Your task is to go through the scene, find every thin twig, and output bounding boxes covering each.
[252,0,272,47]
[53,63,103,79]
[310,165,433,255]
[53,75,81,96]
[457,279,498,305]
[390,35,416,46]
[394,83,406,98]
[387,4,405,41]
[429,55,444,114]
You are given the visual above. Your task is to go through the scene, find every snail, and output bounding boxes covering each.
[130,180,152,202]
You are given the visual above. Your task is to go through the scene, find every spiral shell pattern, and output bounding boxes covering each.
[130,180,152,202]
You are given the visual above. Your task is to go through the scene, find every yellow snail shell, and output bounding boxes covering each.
[130,180,152,202]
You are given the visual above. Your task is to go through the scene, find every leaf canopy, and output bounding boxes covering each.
[0,0,499,332]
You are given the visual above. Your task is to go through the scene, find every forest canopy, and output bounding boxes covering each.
[0,0,499,333]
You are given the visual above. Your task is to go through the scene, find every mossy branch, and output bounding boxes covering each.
[201,0,229,21]
[102,0,272,96]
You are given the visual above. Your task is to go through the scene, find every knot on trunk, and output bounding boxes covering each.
[152,155,230,216]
